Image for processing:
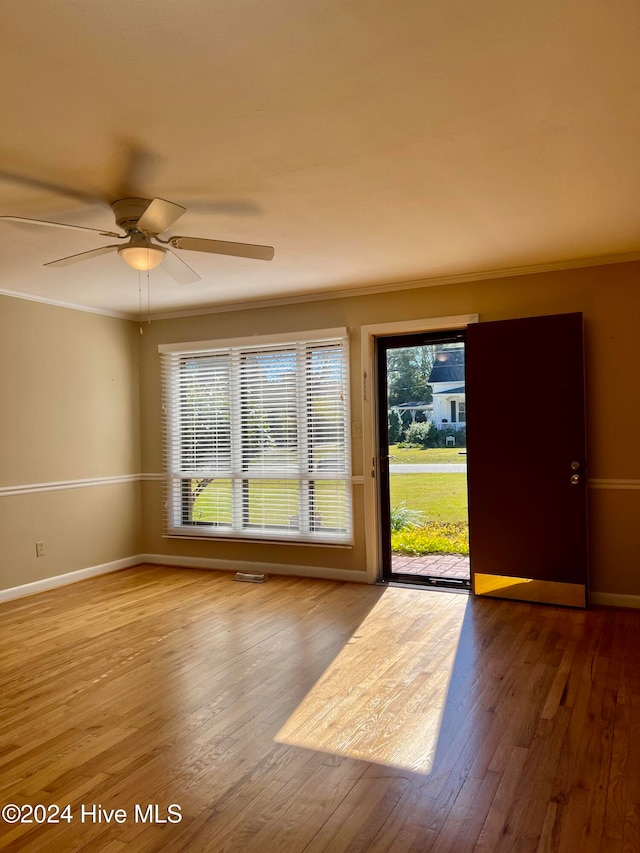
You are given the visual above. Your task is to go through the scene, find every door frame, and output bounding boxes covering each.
[360,313,479,583]
[377,327,469,588]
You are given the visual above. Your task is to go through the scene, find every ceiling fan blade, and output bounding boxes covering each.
[44,245,120,268]
[112,142,161,199]
[169,235,274,261]
[0,170,105,204]
[136,198,186,235]
[177,199,262,217]
[161,249,202,285]
[0,215,121,238]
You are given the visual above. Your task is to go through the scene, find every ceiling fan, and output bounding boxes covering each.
[0,196,274,284]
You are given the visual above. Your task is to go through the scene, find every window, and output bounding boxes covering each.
[160,329,352,544]
[458,400,466,423]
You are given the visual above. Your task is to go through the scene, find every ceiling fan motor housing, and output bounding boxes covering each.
[111,198,153,233]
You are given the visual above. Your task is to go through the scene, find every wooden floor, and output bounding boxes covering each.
[0,566,639,852]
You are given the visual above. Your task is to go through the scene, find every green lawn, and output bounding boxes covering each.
[389,472,468,522]
[190,478,348,530]
[191,472,468,526]
[388,445,467,464]
[389,472,469,555]
[187,451,469,554]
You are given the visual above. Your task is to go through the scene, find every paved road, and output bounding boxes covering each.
[388,463,467,473]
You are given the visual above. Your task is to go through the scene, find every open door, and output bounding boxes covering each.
[376,330,470,589]
[465,312,588,607]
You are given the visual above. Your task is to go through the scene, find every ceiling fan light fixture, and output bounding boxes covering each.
[118,244,166,271]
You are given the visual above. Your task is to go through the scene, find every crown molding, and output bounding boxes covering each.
[0,288,136,320]
[150,250,640,321]
[3,249,640,322]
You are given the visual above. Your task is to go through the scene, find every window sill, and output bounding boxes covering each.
[163,531,353,549]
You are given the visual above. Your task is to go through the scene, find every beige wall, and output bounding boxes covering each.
[0,296,141,591]
[139,260,640,597]
[3,258,640,599]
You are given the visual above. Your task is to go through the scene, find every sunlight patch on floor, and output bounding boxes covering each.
[275,588,468,773]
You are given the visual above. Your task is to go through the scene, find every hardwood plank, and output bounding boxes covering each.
[1,567,640,851]
[473,745,530,850]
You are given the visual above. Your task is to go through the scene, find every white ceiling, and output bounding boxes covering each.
[1,0,639,318]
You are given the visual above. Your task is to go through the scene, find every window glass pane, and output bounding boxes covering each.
[244,480,300,530]
[240,349,298,473]
[179,354,231,473]
[182,478,232,525]
[307,344,347,472]
[310,480,349,532]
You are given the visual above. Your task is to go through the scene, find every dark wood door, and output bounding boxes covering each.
[465,313,588,607]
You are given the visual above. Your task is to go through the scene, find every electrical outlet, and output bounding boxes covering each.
[36,541,45,558]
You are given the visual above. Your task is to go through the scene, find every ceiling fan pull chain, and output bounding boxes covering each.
[138,269,144,335]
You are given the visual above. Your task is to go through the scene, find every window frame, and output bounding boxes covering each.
[159,328,353,546]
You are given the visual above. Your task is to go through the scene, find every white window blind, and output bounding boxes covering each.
[160,330,352,544]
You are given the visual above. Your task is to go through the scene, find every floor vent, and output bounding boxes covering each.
[234,572,268,583]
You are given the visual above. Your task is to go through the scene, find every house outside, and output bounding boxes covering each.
[429,345,466,430]
[392,401,433,423]
[391,344,465,432]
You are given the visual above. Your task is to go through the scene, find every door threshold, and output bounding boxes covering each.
[377,579,470,594]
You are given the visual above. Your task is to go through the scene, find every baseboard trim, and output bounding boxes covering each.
[2,556,636,606]
[140,553,369,584]
[0,556,140,603]
[589,592,640,609]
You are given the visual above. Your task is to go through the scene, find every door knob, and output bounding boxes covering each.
[570,474,581,485]
[571,461,581,471]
